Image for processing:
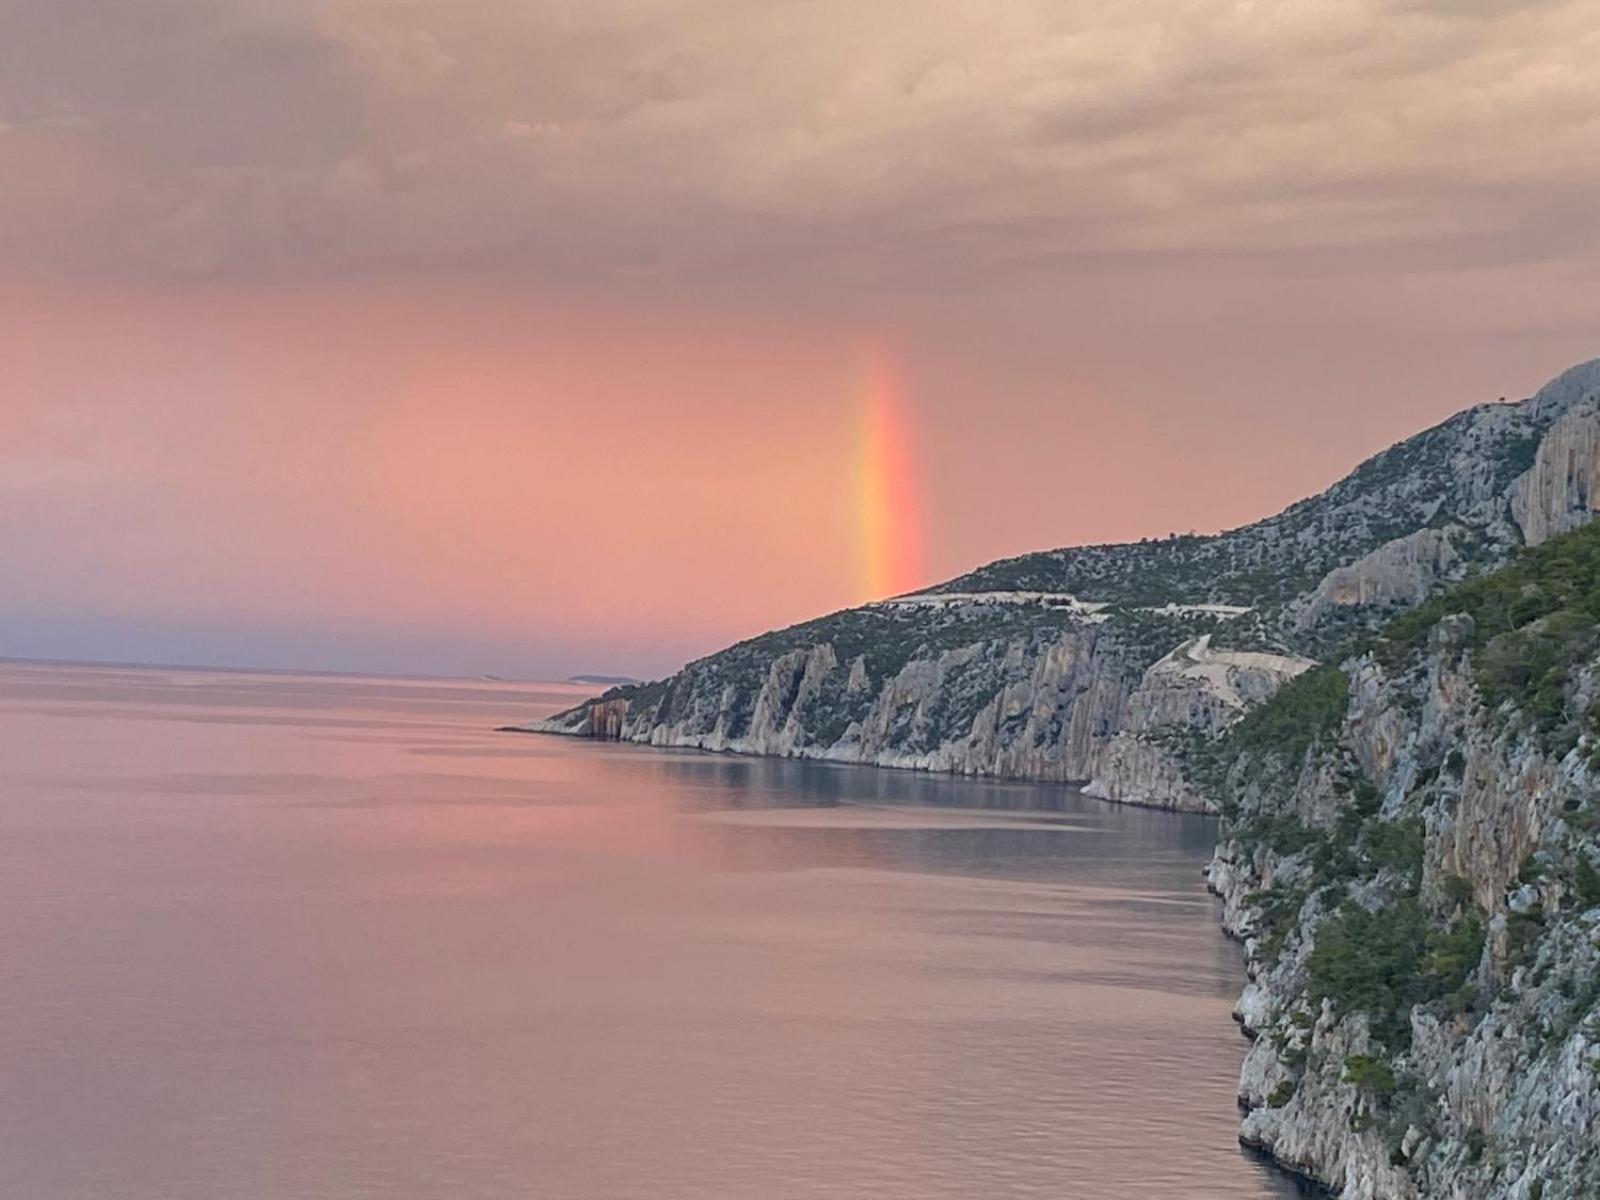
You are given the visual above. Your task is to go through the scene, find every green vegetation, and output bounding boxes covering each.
[1425,913,1487,998]
[1343,1054,1398,1097]
[1244,884,1309,964]
[1307,899,1486,1050]
[1497,430,1546,487]
[1575,856,1600,910]
[1264,814,1320,856]
[1343,1062,1441,1160]
[1197,523,1600,828]
[1545,969,1600,1053]
[1376,520,1600,741]
[1224,665,1350,766]
[1210,522,1600,1060]
[1367,818,1425,883]
[1442,872,1476,911]
[1309,901,1427,1047]
[1505,907,1546,971]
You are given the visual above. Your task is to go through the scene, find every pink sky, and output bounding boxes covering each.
[5,278,1594,679]
[3,2,1599,677]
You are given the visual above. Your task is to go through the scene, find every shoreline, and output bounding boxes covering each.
[500,722,1219,815]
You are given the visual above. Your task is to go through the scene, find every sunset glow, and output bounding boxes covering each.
[1,0,1598,680]
[858,349,924,600]
[4,5,1599,1196]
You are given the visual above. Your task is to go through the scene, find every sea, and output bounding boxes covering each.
[0,659,1310,1199]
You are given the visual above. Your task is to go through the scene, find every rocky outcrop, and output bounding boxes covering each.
[1132,637,1315,730]
[1081,735,1202,809]
[1237,1006,1420,1199]
[558,695,629,739]
[1084,636,1313,809]
[534,624,1309,812]
[1291,528,1460,632]
[1509,395,1600,546]
[743,644,840,754]
[1205,527,1600,1199]
[538,616,1164,789]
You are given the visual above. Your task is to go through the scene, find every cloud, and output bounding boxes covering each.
[0,0,1596,283]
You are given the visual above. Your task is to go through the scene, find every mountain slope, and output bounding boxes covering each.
[1206,519,1600,1199]
[527,358,1600,812]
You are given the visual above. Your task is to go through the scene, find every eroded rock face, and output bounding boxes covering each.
[1084,637,1313,809]
[1208,623,1600,1199]
[566,696,629,739]
[1131,637,1315,731]
[1292,528,1460,632]
[538,618,1169,790]
[1510,396,1600,546]
[1238,1006,1420,1200]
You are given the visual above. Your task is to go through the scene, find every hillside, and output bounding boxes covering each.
[526,358,1600,812]
[1207,520,1600,1198]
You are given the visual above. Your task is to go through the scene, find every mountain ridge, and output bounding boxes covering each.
[527,357,1600,813]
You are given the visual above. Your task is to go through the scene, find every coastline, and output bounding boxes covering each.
[500,719,1219,814]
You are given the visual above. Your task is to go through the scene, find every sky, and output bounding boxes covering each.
[3,0,1599,680]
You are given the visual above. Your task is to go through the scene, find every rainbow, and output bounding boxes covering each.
[857,347,924,600]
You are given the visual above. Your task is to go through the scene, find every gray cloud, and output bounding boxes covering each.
[1,0,1597,283]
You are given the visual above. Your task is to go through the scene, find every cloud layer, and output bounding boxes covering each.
[5,0,1598,282]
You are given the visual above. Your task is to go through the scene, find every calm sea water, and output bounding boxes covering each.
[0,660,1307,1200]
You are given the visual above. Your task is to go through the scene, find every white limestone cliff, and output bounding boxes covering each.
[1510,395,1600,547]
[1208,612,1600,1198]
[1291,528,1461,632]
[1085,636,1313,809]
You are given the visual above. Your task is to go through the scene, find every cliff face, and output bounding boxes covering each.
[528,358,1600,813]
[1289,528,1459,633]
[1509,396,1600,547]
[553,615,1162,790]
[534,605,1309,810]
[1205,524,1600,1199]
[1084,636,1313,808]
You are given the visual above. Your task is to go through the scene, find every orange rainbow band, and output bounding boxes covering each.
[858,348,923,601]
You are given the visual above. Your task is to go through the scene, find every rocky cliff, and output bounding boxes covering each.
[527,358,1600,814]
[1204,520,1600,1199]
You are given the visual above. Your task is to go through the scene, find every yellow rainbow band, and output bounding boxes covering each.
[858,347,923,600]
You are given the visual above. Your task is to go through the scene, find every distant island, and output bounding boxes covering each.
[568,673,641,686]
